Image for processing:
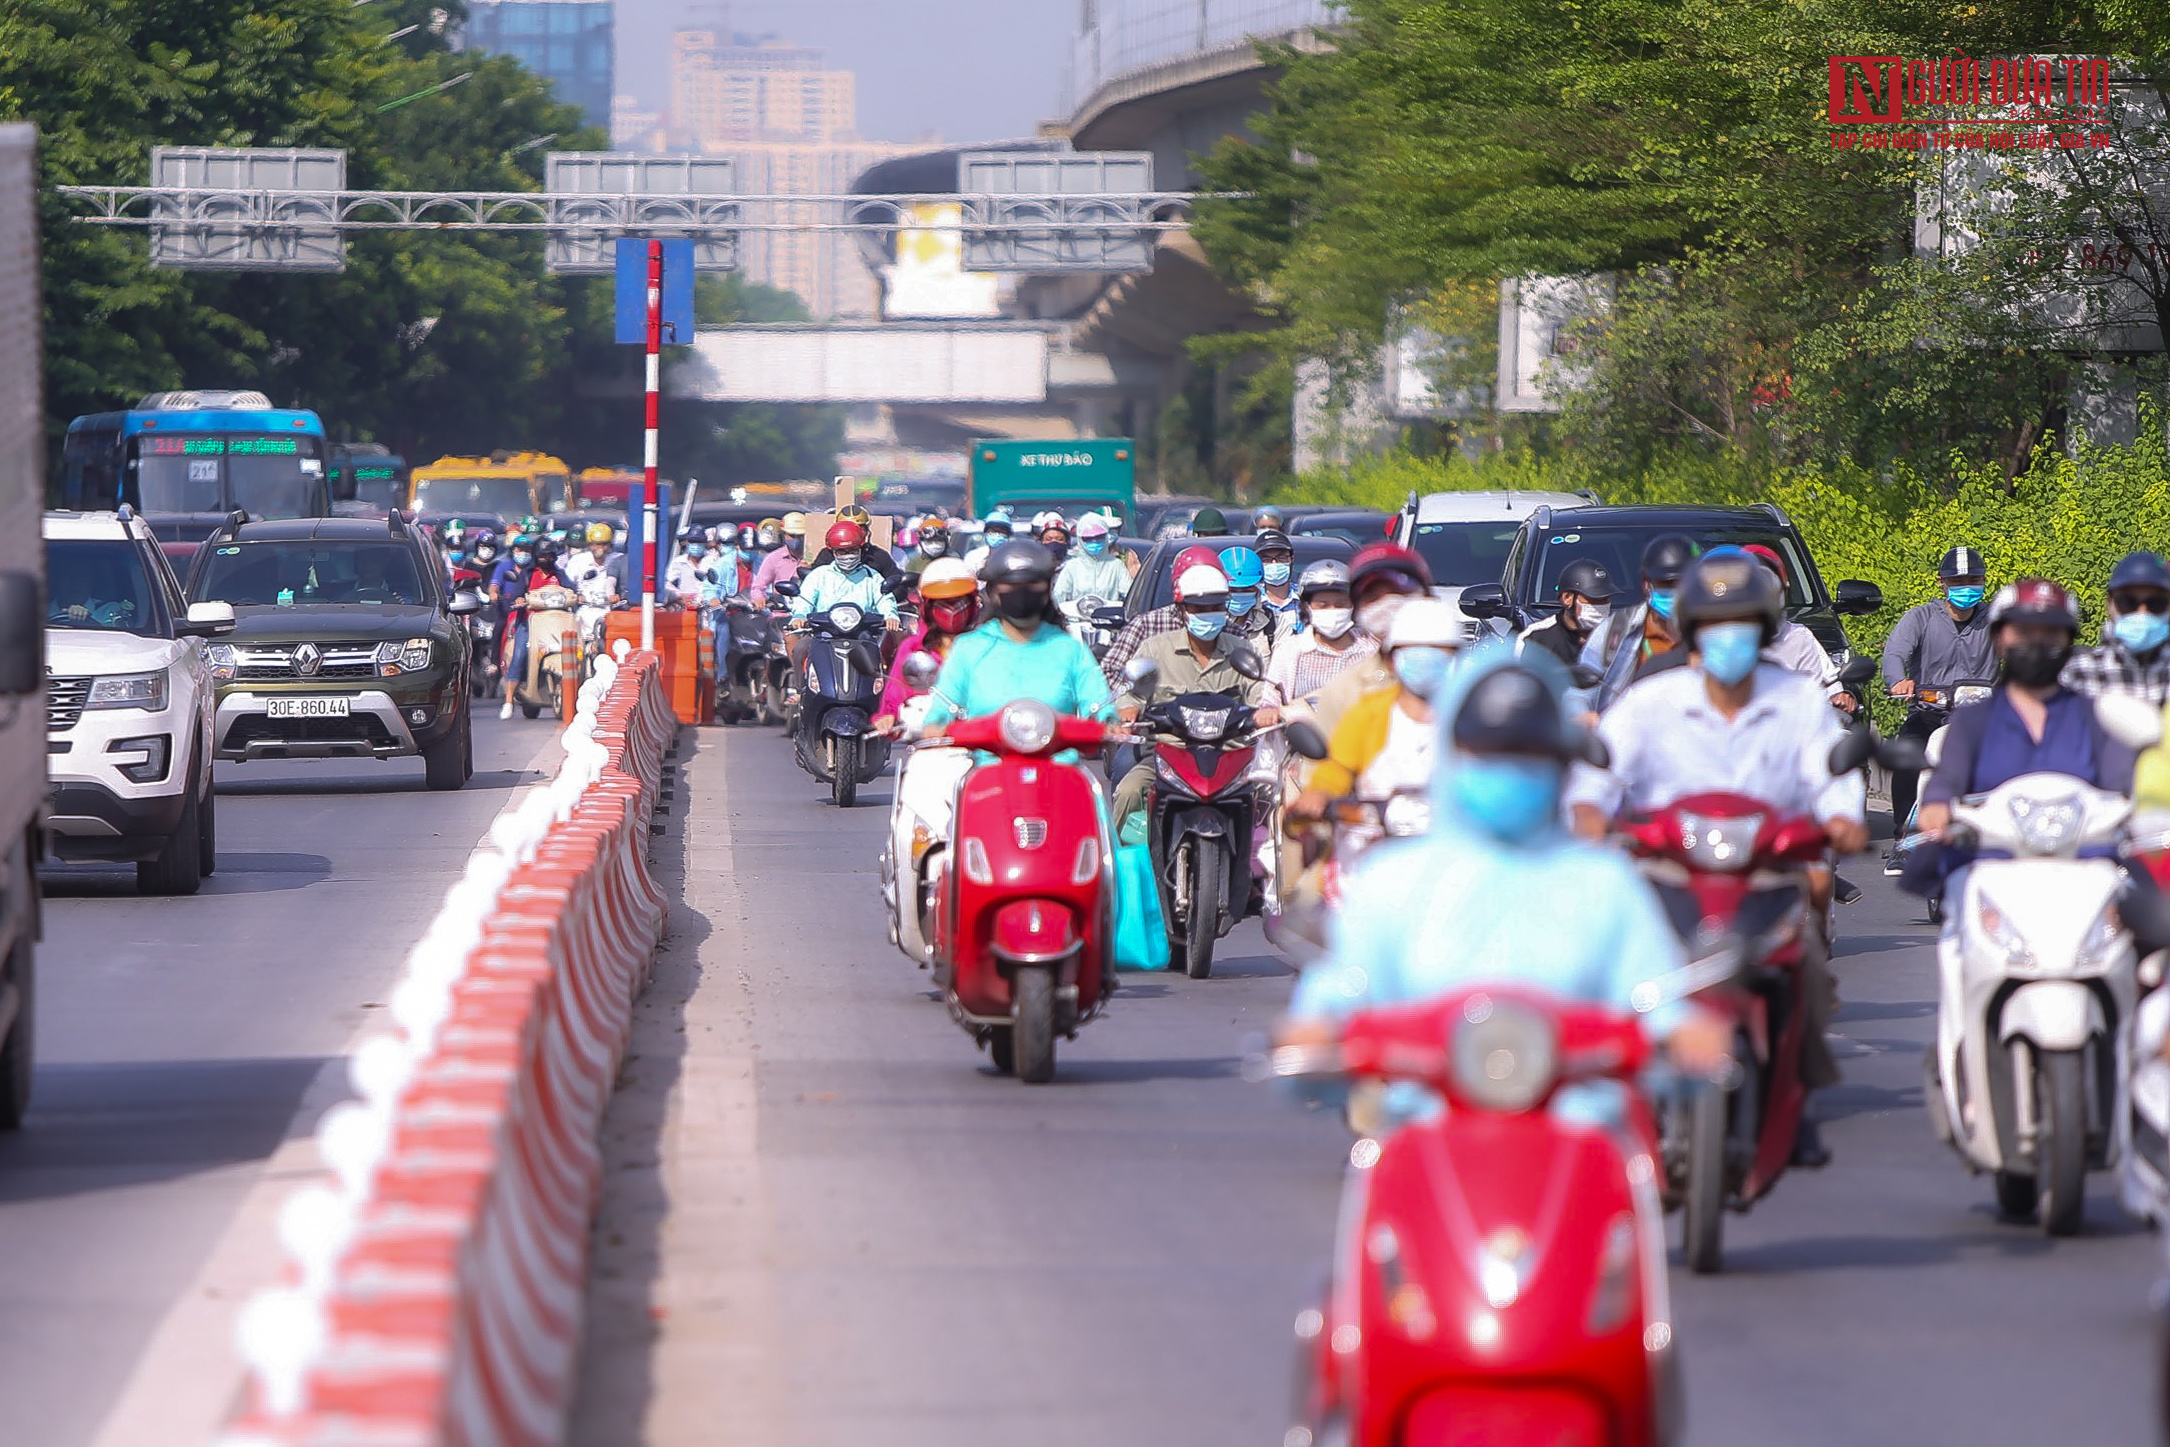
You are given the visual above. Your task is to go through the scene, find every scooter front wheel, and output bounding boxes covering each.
[1013,967,1057,1084]
[1184,842,1223,980]
[989,1027,1015,1076]
[831,736,860,808]
[2037,1047,2089,1236]
[1682,1084,1728,1274]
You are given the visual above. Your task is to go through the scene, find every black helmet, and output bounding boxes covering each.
[1937,544,1985,580]
[980,539,1057,589]
[1640,533,1697,586]
[1451,664,1579,761]
[1557,558,1618,602]
[1675,552,1783,644]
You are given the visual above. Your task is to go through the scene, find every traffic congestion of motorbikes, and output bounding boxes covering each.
[435,497,2170,1445]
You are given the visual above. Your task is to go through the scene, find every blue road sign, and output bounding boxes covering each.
[614,238,697,345]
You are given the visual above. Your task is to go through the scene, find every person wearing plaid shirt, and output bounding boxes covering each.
[2062,551,2170,706]
[1100,544,1271,689]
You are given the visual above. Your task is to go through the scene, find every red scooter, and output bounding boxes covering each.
[925,698,1117,1083]
[1267,987,1685,1447]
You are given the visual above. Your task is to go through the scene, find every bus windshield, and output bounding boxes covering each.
[132,434,323,518]
[414,475,534,518]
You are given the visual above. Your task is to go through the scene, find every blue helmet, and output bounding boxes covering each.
[983,509,1013,534]
[1217,546,1264,590]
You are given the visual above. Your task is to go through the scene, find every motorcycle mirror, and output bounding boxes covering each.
[1837,652,1878,689]
[770,579,801,599]
[1122,657,1160,697]
[901,652,941,689]
[1284,719,1329,761]
[2097,692,2166,752]
[1877,736,1930,774]
[1573,729,1610,770]
[1827,723,1877,776]
[1569,663,1603,691]
[1226,643,1267,681]
[1090,605,1127,629]
[888,575,917,599]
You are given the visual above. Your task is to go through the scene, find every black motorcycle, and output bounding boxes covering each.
[773,581,895,807]
[716,598,787,726]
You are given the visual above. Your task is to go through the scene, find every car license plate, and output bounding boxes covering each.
[266,697,351,720]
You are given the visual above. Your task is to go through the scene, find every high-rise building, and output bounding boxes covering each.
[667,30,915,318]
[462,1,615,132]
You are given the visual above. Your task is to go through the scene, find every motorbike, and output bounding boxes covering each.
[772,580,894,808]
[716,597,787,725]
[881,661,976,970]
[507,585,579,721]
[1897,677,1997,924]
[1263,983,1711,1447]
[1133,644,1285,980]
[1069,596,1120,657]
[924,697,1120,1083]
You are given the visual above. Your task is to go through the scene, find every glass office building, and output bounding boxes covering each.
[463,1,615,132]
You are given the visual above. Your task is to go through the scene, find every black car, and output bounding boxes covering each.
[1119,533,1358,618]
[183,514,480,788]
[1285,508,1393,548]
[1458,503,1882,663]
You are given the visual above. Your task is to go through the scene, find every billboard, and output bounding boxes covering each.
[884,203,1000,320]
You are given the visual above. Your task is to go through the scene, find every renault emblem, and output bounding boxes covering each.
[293,643,321,677]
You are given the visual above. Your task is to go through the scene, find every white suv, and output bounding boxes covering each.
[43,511,233,894]
[1393,489,1596,637]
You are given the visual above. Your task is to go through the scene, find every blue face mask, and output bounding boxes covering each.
[1082,538,1107,556]
[1185,609,1228,641]
[1263,561,1292,587]
[712,545,738,570]
[2115,609,2170,654]
[1226,590,1258,617]
[1448,755,1563,843]
[1946,584,1985,610]
[1696,619,1764,686]
[1648,588,1677,619]
[1391,646,1452,699]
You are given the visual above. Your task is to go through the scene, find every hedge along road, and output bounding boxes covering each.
[0,712,562,1447]
[574,723,2158,1447]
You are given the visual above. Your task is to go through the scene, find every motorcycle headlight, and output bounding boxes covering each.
[2010,791,2083,856]
[997,699,1057,755]
[830,604,863,633]
[1975,888,2037,970]
[1178,704,1228,741]
[2075,900,2125,972]
[205,643,236,681]
[1448,993,1558,1114]
[1677,810,1763,872]
[86,671,166,711]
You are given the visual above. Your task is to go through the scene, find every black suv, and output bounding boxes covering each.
[182,515,480,789]
[1458,503,1883,664]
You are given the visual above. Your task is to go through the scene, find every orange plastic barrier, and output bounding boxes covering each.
[602,609,712,725]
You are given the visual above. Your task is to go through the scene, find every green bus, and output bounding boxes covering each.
[967,438,1136,532]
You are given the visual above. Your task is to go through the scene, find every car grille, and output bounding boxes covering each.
[232,643,381,682]
[47,675,91,732]
[226,715,399,748]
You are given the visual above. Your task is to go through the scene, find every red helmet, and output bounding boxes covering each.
[1172,544,1221,577]
[1349,542,1433,599]
[826,519,867,550]
[1988,577,2080,634]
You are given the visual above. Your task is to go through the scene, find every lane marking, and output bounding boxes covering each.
[85,727,566,1447]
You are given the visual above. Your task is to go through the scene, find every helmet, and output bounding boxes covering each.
[444,519,469,544]
[980,539,1057,588]
[1190,506,1228,535]
[1988,577,2080,634]
[1938,545,1985,580]
[826,519,867,550]
[839,504,872,529]
[1077,514,1111,540]
[1032,509,1066,531]
[917,558,978,600]
[1741,544,1787,585]
[535,535,561,560]
[897,525,919,549]
[1675,552,1783,644]
[1640,534,1697,586]
[982,509,1014,533]
[586,521,614,545]
[1297,559,1352,600]
[1252,504,1287,531]
[1452,664,1580,761]
[1174,563,1230,604]
[471,529,498,550]
[2109,552,2170,594]
[782,512,807,538]
[758,517,783,545]
[1557,558,1619,601]
[518,515,540,535]
[1253,527,1294,556]
[1386,596,1468,650]
[1217,546,1264,589]
[678,524,704,543]
[1349,542,1433,598]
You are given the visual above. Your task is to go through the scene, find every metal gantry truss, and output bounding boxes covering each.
[52,184,1200,274]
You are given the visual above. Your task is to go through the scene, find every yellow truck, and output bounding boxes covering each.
[408,451,572,523]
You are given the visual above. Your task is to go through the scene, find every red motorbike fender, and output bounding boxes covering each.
[988,898,1082,966]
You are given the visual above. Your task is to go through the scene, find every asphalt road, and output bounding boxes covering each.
[0,712,557,1447]
[580,723,2163,1447]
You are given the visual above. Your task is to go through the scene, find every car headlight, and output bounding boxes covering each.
[2010,791,2083,856]
[997,699,1057,755]
[1975,888,2036,969]
[86,671,167,711]
[376,638,435,676]
[205,644,236,681]
[1178,704,1228,741]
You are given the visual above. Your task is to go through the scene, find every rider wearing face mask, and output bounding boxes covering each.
[1289,597,1466,823]
[874,558,981,730]
[904,516,951,577]
[1301,543,1435,741]
[1110,562,1282,827]
[1098,544,1237,688]
[1218,545,1287,646]
[1053,513,1133,622]
[1278,652,1732,1119]
[1254,529,1303,628]
[1585,533,1696,711]
[2062,551,2170,706]
[1880,544,1998,833]
[919,540,1111,735]
[1265,561,1376,714]
[1519,557,1618,666]
[1569,551,1867,1165]
[750,513,808,606]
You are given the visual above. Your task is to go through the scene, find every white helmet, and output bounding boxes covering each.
[1387,596,1469,650]
[1173,563,1230,604]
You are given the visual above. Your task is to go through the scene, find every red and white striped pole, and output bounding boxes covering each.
[640,238,662,653]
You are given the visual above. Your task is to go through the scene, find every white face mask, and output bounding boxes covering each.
[1575,602,1608,632]
[1310,606,1355,639]
[1356,593,1410,638]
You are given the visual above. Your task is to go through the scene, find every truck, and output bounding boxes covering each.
[967,438,1136,532]
[0,125,53,1125]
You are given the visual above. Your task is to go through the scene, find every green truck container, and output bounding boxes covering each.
[967,438,1136,532]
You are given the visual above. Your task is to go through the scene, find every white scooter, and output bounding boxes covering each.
[879,658,975,968]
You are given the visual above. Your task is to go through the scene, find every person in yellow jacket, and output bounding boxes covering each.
[1290,597,1468,820]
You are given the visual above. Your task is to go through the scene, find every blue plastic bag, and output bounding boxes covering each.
[1112,838,1169,971]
